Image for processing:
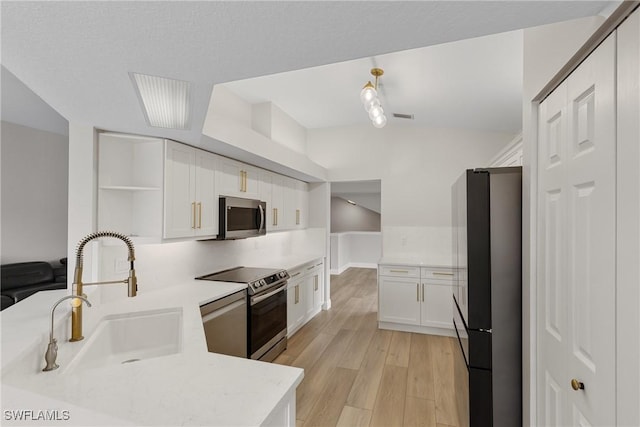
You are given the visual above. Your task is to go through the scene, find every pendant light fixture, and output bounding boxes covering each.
[360,68,387,128]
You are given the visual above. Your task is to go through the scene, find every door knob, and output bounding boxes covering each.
[571,379,585,391]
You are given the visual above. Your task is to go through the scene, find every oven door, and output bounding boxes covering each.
[248,283,287,361]
[219,197,266,240]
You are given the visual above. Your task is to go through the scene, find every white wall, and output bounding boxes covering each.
[329,232,381,274]
[1,121,68,264]
[521,15,605,427]
[308,123,514,261]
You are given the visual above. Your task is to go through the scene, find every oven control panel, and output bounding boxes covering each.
[248,270,289,295]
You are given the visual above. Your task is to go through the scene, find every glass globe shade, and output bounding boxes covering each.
[360,85,377,105]
[372,114,387,128]
[363,97,380,113]
[369,105,384,120]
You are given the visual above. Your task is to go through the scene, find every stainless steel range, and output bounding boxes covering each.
[196,266,289,362]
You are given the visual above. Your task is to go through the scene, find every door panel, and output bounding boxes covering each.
[538,80,568,426]
[537,34,616,426]
[195,150,217,236]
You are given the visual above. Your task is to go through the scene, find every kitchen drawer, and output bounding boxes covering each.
[379,265,420,278]
[421,267,457,282]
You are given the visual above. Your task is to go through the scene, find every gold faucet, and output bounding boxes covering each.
[71,231,137,341]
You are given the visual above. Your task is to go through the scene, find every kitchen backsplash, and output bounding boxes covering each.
[96,228,325,303]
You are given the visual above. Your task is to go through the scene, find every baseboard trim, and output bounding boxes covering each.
[378,321,457,338]
[330,262,378,275]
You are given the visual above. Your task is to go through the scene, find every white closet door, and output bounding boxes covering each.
[537,34,616,426]
[565,33,616,426]
[537,78,569,427]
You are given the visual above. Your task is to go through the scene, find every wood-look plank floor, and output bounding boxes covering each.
[274,268,461,427]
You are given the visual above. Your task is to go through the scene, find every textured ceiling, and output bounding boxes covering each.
[1,1,614,144]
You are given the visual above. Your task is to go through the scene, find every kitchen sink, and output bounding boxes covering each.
[65,307,183,372]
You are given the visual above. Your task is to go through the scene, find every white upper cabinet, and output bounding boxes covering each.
[283,177,308,230]
[258,170,287,231]
[217,157,259,199]
[97,132,164,244]
[164,140,218,239]
[99,136,310,243]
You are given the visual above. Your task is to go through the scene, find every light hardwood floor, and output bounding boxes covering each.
[274,268,461,427]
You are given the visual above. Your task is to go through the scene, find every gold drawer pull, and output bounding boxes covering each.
[390,269,409,273]
[433,272,454,276]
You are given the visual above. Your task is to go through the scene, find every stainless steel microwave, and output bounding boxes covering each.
[217,196,266,240]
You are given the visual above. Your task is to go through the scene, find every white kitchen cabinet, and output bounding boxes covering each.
[283,177,308,230]
[378,276,421,325]
[164,140,218,239]
[286,258,325,336]
[378,263,457,336]
[217,157,259,199]
[287,273,306,336]
[258,170,286,231]
[97,132,164,244]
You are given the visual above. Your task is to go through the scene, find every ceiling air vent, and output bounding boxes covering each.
[392,113,414,120]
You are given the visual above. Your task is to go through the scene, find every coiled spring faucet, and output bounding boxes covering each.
[71,231,137,341]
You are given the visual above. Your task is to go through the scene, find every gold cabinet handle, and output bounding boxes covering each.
[314,276,318,291]
[571,379,585,391]
[307,266,315,271]
[197,202,202,229]
[296,209,300,225]
[433,272,454,276]
[422,283,425,302]
[291,272,301,278]
[390,269,409,273]
[191,202,196,229]
[295,285,299,304]
[273,208,277,226]
[416,283,420,302]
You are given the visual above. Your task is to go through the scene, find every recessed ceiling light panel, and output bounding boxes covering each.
[131,72,191,130]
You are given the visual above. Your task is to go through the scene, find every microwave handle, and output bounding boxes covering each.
[258,204,265,232]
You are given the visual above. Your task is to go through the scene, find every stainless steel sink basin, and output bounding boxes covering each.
[65,307,183,372]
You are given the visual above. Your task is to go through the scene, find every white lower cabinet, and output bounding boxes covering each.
[378,263,456,336]
[286,259,324,336]
[379,277,421,325]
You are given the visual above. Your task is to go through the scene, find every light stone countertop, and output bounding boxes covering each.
[1,272,308,426]
[378,256,455,269]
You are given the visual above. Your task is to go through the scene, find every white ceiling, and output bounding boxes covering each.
[1,1,614,145]
[223,30,524,132]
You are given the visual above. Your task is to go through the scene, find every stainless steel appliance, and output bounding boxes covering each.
[196,266,289,362]
[217,196,266,240]
[451,167,522,427]
[200,290,247,358]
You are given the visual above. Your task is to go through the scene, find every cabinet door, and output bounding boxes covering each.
[164,141,196,238]
[296,181,309,229]
[378,276,421,325]
[258,170,274,231]
[217,157,244,197]
[421,283,454,329]
[312,265,324,312]
[242,165,259,199]
[194,150,217,237]
[271,174,285,230]
[287,280,305,336]
[282,177,297,230]
[304,274,315,317]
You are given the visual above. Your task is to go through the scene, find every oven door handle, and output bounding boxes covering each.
[251,282,287,305]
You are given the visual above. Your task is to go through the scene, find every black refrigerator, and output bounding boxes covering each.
[451,167,522,427]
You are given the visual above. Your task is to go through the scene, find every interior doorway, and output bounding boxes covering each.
[329,180,382,275]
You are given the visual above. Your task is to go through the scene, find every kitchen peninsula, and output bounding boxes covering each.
[1,273,306,426]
